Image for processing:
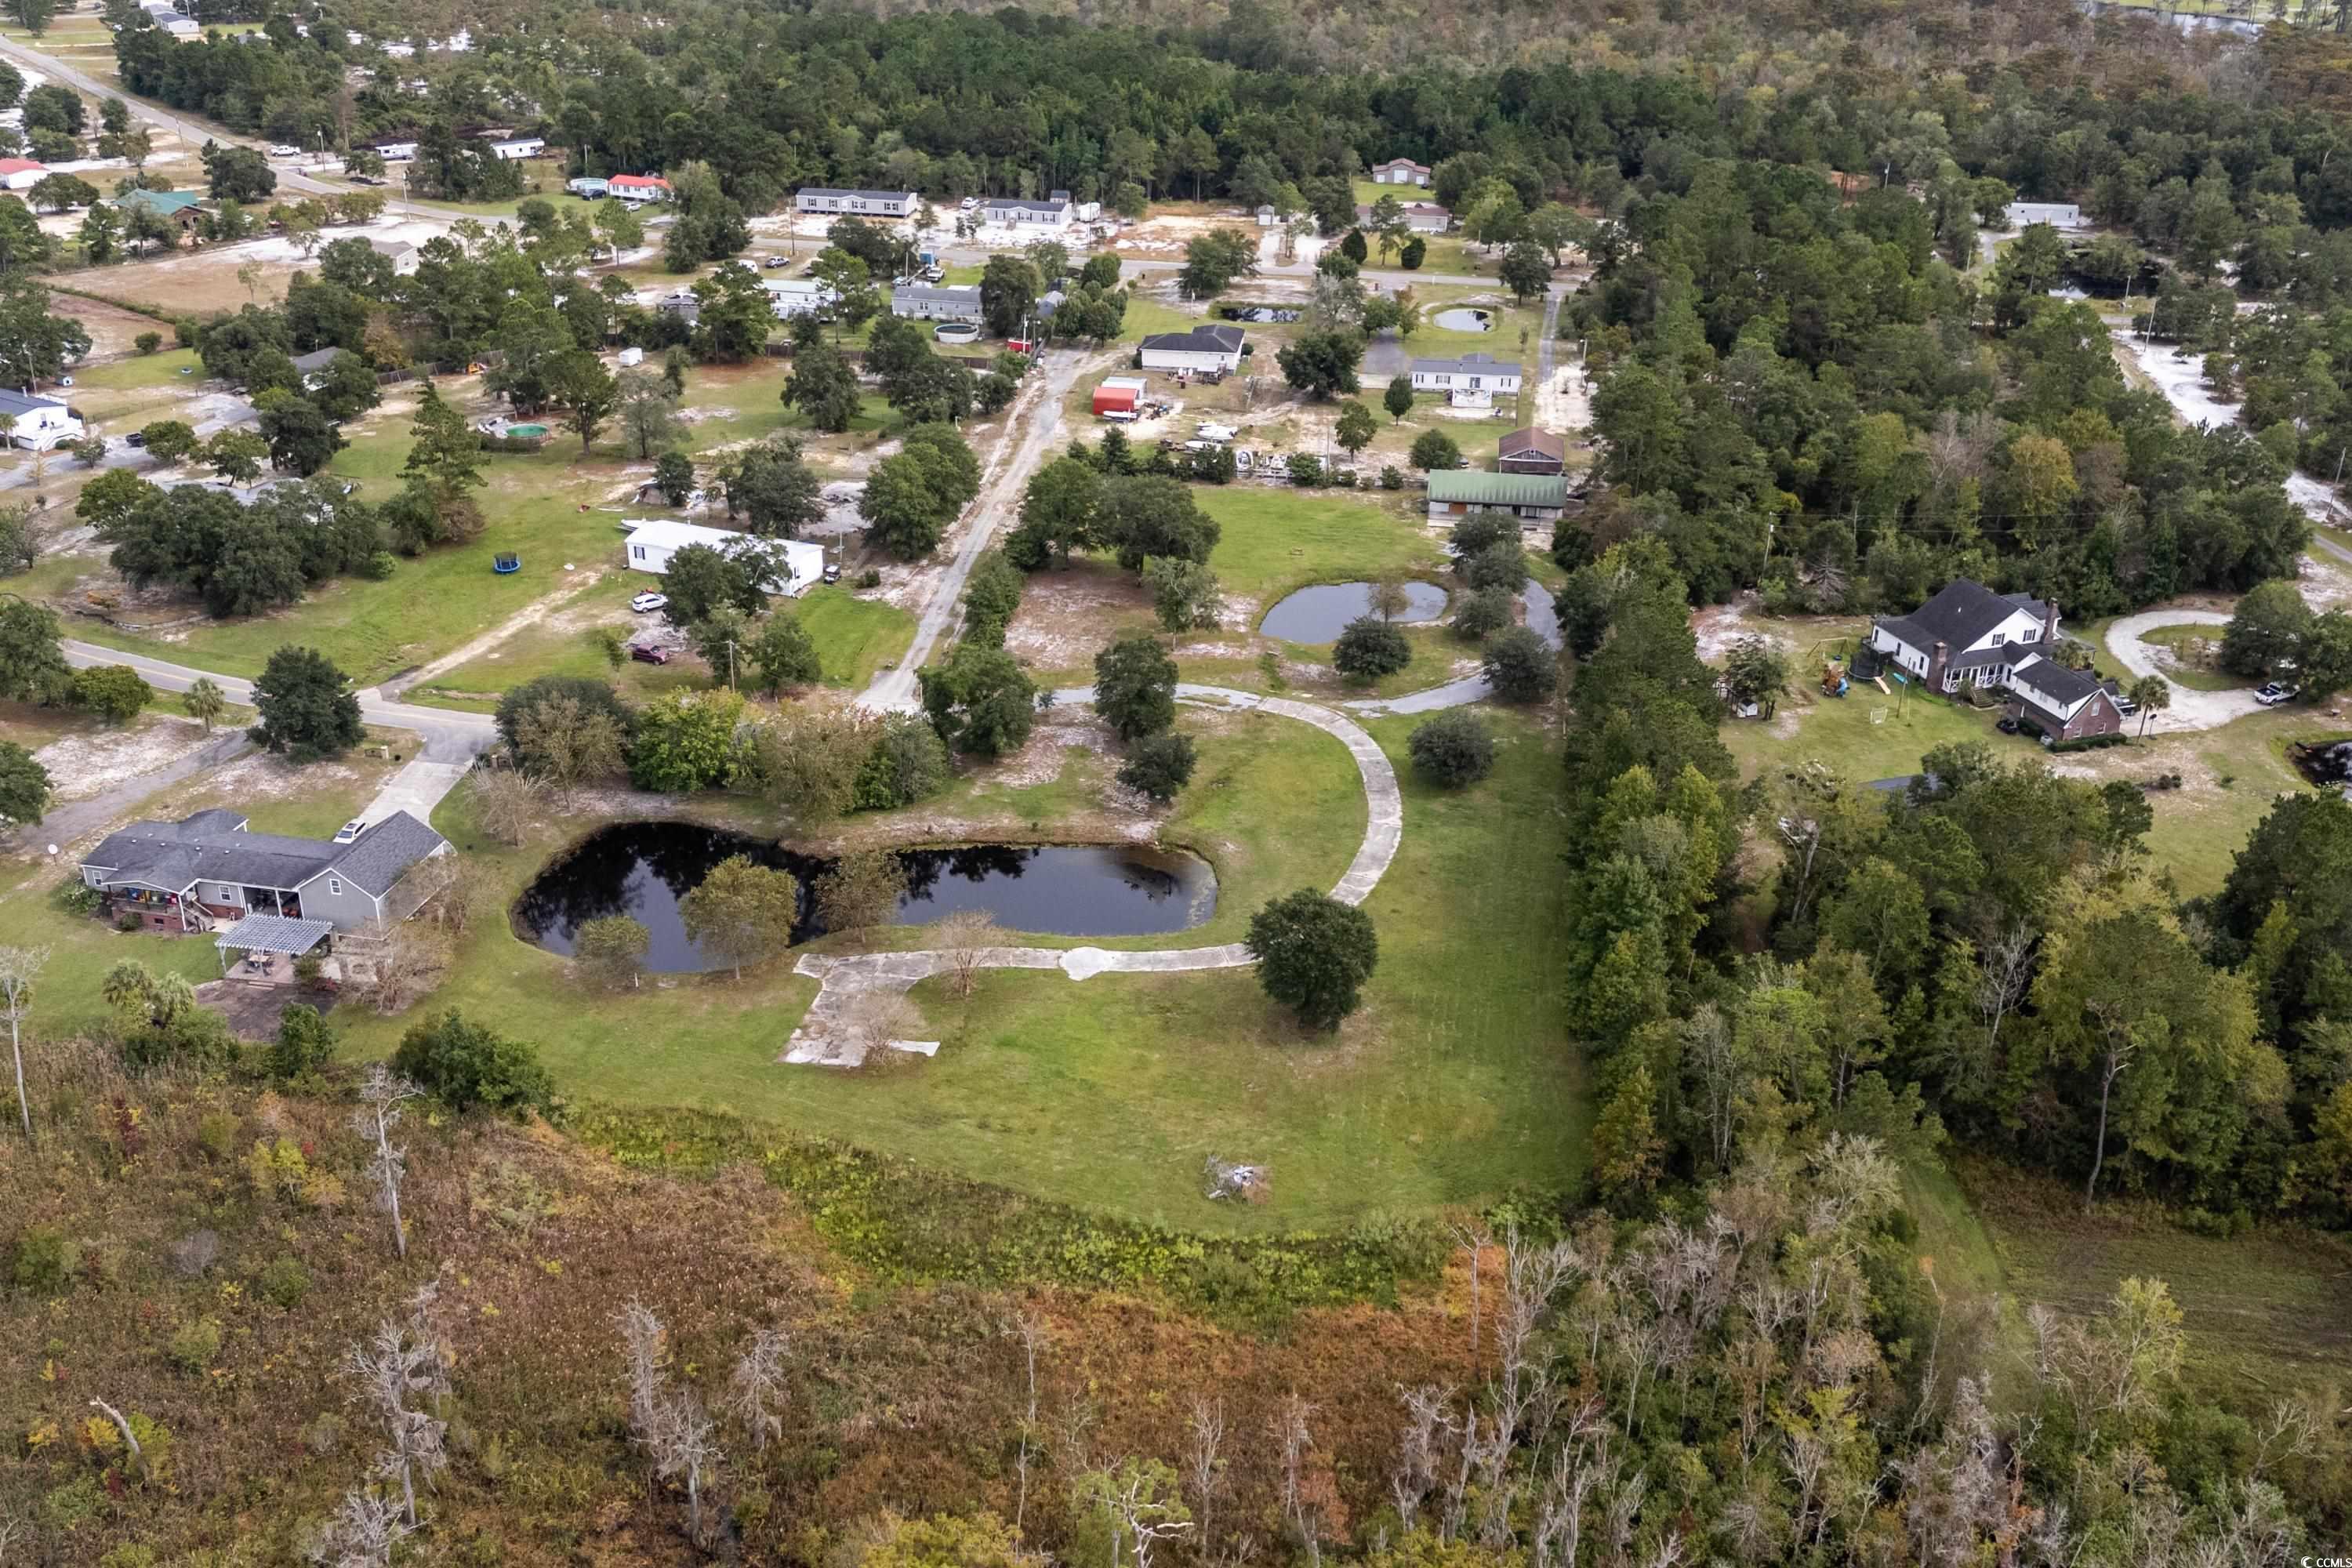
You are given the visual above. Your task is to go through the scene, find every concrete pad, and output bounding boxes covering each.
[362,758,470,827]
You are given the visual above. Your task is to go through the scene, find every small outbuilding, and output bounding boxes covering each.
[0,158,46,192]
[1425,470,1568,527]
[1497,426,1566,475]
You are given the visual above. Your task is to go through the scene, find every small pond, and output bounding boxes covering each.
[511,821,1216,972]
[1259,580,1447,641]
[1431,307,1493,332]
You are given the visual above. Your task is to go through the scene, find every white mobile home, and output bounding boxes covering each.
[762,278,840,319]
[889,283,984,324]
[980,195,1072,228]
[795,187,919,218]
[488,137,545,161]
[0,389,82,450]
[622,519,826,598]
[1410,351,1521,408]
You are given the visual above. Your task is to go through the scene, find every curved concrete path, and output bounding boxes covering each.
[2103,609,2263,731]
[782,683,1404,1065]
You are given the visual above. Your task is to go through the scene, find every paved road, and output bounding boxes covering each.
[60,641,497,760]
[859,344,1105,712]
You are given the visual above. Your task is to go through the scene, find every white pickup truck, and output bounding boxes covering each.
[1196,423,1237,444]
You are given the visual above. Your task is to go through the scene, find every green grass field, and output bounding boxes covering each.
[336,702,1579,1232]
[2131,623,2249,691]
[1199,487,1446,601]
[72,348,201,392]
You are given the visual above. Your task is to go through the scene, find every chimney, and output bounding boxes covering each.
[2043,597,2060,644]
[1929,639,1949,691]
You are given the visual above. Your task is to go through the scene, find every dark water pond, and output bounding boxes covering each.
[511,821,1216,972]
[1260,580,1448,641]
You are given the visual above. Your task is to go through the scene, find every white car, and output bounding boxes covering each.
[267,144,301,158]
[2256,682,2298,706]
[631,591,669,614]
[332,819,366,844]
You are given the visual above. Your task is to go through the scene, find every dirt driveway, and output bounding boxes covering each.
[2104,608,2261,731]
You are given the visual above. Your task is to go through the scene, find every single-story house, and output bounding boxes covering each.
[290,346,350,390]
[796,187,919,218]
[1092,376,1147,416]
[890,283,983,324]
[2005,201,2085,230]
[622,518,825,598]
[368,236,420,275]
[1867,578,2058,694]
[1357,201,1451,234]
[567,176,608,199]
[488,136,544,161]
[981,194,1072,228]
[0,158,45,192]
[2005,654,2124,742]
[158,14,198,36]
[1138,324,1246,374]
[78,808,451,935]
[113,187,207,235]
[608,174,671,202]
[0,389,81,450]
[1410,351,1521,409]
[763,278,839,319]
[1425,470,1568,526]
[1255,204,1280,227]
[656,292,699,325]
[1497,426,1565,474]
[1370,157,1432,187]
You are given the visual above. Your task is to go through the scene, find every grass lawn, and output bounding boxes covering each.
[2132,623,2247,691]
[681,366,894,456]
[325,691,1507,1236]
[72,348,201,392]
[1118,296,1199,343]
[353,703,1580,1232]
[1199,486,1446,602]
[1955,1155,2352,1393]
[795,586,917,687]
[1722,684,1992,786]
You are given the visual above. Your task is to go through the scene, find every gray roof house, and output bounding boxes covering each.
[796,187,919,217]
[80,808,452,935]
[1867,578,2058,695]
[2004,653,2125,742]
[1138,324,1246,372]
[889,283,984,323]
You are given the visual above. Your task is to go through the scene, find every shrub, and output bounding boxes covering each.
[256,1254,311,1308]
[166,1316,222,1374]
[853,713,951,810]
[72,663,153,725]
[10,1225,79,1294]
[134,331,162,355]
[1481,626,1557,702]
[1286,452,1323,486]
[1118,731,1198,802]
[1378,465,1403,490]
[1462,540,1526,593]
[392,1010,554,1116]
[1409,710,1496,787]
[266,1004,335,1081]
[1333,616,1411,680]
[194,1112,238,1161]
[1451,586,1515,641]
[857,568,882,589]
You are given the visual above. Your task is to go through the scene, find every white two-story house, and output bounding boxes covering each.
[1867,579,2059,695]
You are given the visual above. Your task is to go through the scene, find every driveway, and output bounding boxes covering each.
[860,344,1109,712]
[2103,608,2263,731]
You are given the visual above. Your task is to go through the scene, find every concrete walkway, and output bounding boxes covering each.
[782,683,1404,1065]
[2103,609,2262,731]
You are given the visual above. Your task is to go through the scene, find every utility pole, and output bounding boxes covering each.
[724,639,738,690]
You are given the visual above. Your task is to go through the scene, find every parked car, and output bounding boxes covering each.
[762,255,791,268]
[332,819,366,844]
[959,196,978,210]
[124,430,145,448]
[1994,716,2020,735]
[268,144,301,158]
[629,643,670,664]
[2256,682,2298,706]
[630,591,669,614]
[822,562,842,584]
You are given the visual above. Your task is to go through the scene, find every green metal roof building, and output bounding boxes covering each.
[1424,469,1570,521]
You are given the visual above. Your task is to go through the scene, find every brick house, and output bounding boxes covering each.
[2005,655,2125,741]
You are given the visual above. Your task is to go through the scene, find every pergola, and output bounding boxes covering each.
[214,914,333,975]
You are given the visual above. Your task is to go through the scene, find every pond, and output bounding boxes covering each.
[1259,581,1448,641]
[510,821,1217,972]
[1432,307,1493,332]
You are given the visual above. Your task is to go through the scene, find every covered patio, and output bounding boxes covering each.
[214,914,333,984]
